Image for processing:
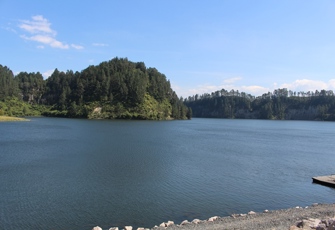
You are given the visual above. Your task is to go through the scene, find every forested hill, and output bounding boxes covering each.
[0,58,191,120]
[184,88,335,121]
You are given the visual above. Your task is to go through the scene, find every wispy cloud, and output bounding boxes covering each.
[18,15,83,50]
[93,43,109,47]
[176,78,335,99]
[71,44,84,50]
[223,77,242,84]
[280,79,330,92]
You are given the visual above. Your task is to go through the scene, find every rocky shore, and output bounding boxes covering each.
[92,203,335,230]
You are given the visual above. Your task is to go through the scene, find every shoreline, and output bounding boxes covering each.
[0,115,30,122]
[93,203,335,230]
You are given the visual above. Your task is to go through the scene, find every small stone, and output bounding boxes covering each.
[312,203,319,206]
[124,226,133,230]
[263,209,269,213]
[180,220,189,225]
[295,206,301,209]
[192,219,201,224]
[240,214,247,217]
[248,211,256,215]
[92,226,102,230]
[109,228,119,230]
[316,223,327,230]
[159,222,166,227]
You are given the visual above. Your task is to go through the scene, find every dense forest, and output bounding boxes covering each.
[0,58,191,120]
[184,88,335,121]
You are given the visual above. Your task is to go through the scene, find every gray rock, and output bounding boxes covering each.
[316,223,327,230]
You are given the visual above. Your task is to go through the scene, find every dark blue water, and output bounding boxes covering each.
[1,118,334,229]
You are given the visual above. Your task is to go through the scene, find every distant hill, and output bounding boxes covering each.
[0,58,191,120]
[184,88,335,121]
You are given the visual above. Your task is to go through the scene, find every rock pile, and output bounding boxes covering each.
[290,217,335,230]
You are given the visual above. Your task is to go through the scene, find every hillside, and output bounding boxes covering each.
[0,58,191,120]
[184,88,335,121]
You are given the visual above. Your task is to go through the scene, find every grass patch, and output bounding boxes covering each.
[0,116,30,122]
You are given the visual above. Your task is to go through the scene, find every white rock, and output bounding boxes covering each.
[92,226,102,230]
[263,209,269,213]
[302,218,321,229]
[124,226,133,230]
[192,219,201,224]
[136,228,145,230]
[240,214,247,217]
[109,228,119,230]
[159,222,166,227]
[166,221,174,226]
[180,220,189,225]
[248,211,256,215]
[208,216,219,222]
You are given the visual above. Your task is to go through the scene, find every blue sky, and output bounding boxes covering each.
[1,1,335,98]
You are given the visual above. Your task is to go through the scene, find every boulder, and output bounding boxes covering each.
[208,216,219,222]
[166,221,174,226]
[124,226,133,230]
[92,226,102,230]
[159,222,166,227]
[316,223,327,230]
[109,228,119,230]
[248,211,256,215]
[192,219,201,224]
[180,220,189,225]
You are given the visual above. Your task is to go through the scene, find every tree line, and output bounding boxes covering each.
[184,88,335,121]
[0,58,191,120]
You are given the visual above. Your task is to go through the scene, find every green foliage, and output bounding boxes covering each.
[0,58,191,120]
[0,97,45,117]
[185,88,335,121]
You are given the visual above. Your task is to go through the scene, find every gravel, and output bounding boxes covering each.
[151,203,335,230]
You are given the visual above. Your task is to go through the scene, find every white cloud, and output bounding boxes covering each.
[280,79,330,92]
[223,77,242,84]
[42,69,55,79]
[21,34,69,49]
[71,44,84,50]
[18,15,83,50]
[239,85,270,95]
[19,15,56,35]
[93,43,109,47]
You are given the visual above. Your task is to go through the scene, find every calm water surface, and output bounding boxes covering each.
[0,118,334,229]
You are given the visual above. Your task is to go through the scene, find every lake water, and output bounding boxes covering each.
[1,117,334,229]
